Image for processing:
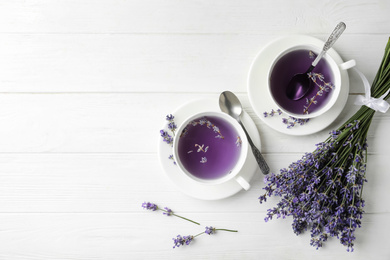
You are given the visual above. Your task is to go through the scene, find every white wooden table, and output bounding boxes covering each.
[0,1,389,259]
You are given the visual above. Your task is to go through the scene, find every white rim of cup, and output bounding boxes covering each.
[173,111,249,186]
[268,45,342,119]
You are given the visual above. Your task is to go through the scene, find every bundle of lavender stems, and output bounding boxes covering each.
[259,38,390,252]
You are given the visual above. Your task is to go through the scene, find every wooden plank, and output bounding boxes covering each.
[0,153,387,213]
[0,212,387,259]
[0,93,388,154]
[0,0,388,34]
[0,34,387,93]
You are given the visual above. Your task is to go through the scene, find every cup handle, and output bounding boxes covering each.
[235,176,251,191]
[339,59,356,70]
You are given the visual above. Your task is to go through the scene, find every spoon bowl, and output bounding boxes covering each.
[286,73,313,100]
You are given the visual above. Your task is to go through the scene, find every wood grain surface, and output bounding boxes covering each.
[0,0,389,259]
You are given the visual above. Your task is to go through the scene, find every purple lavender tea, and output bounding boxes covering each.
[177,116,242,180]
[270,49,335,115]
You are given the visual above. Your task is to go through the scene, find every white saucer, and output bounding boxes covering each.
[157,98,260,200]
[247,35,350,136]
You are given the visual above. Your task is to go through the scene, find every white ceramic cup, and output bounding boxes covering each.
[268,44,356,119]
[173,111,251,190]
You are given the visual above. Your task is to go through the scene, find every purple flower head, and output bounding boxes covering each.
[173,235,193,248]
[172,235,185,248]
[166,114,174,121]
[163,207,173,216]
[168,122,177,131]
[168,154,176,165]
[142,201,200,225]
[205,226,215,235]
[183,235,193,245]
[160,130,173,145]
[264,109,310,128]
[161,114,177,150]
[142,202,158,211]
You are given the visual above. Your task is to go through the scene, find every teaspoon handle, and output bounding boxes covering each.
[309,22,346,70]
[323,22,346,52]
[238,121,270,175]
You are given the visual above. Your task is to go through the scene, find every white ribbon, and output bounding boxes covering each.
[354,68,390,113]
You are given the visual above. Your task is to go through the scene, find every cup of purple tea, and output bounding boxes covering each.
[173,111,250,190]
[268,44,356,119]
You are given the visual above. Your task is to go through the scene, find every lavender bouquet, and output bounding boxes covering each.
[259,38,390,252]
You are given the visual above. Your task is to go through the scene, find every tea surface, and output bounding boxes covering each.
[270,49,335,115]
[177,116,242,180]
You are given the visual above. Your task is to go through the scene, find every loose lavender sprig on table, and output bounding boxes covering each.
[142,202,200,225]
[263,109,310,128]
[259,38,390,252]
[172,226,238,249]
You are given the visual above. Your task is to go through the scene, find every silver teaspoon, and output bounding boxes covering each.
[219,91,270,175]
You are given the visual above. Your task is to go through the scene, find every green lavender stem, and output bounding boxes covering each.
[214,228,238,232]
[171,213,200,225]
[160,208,200,225]
[194,228,238,238]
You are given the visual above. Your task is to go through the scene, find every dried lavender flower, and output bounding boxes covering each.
[141,202,200,225]
[263,109,309,128]
[160,130,173,146]
[142,202,157,211]
[166,114,174,121]
[283,116,310,128]
[163,207,173,216]
[172,227,237,249]
[160,115,178,165]
[173,235,193,248]
[168,154,176,165]
[205,226,215,235]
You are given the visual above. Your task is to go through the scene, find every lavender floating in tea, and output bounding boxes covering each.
[177,116,241,180]
[304,72,334,114]
[270,49,335,115]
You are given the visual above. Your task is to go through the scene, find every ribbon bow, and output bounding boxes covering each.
[354,68,390,113]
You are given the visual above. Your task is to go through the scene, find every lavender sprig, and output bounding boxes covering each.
[166,114,177,135]
[160,114,176,146]
[263,109,310,128]
[263,109,282,118]
[172,226,238,249]
[304,72,334,114]
[160,130,173,146]
[283,116,310,129]
[160,114,177,165]
[142,202,200,225]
